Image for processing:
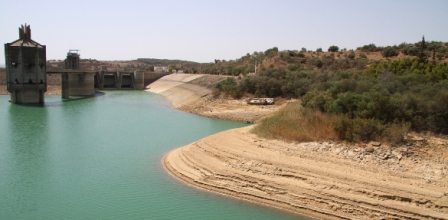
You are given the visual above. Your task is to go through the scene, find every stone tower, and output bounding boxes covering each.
[64,50,80,70]
[4,24,46,105]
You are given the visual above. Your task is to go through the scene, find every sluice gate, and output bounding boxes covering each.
[97,71,144,90]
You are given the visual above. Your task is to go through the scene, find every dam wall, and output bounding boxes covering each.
[147,73,227,108]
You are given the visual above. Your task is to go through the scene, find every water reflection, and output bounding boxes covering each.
[5,104,49,217]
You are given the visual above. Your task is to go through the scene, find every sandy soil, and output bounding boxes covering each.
[147,73,285,122]
[164,126,448,219]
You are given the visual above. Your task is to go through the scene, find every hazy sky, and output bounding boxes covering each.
[1,0,447,65]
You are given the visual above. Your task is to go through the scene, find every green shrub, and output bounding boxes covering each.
[347,51,356,59]
[334,116,409,143]
[382,47,399,57]
[328,45,339,52]
[214,78,243,99]
[254,103,338,142]
[358,43,380,52]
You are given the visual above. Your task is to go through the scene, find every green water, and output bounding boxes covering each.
[0,92,302,220]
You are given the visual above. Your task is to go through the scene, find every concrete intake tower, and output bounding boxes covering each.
[4,24,46,105]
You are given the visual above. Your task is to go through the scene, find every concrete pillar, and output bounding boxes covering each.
[134,71,144,89]
[61,72,96,98]
[61,73,69,99]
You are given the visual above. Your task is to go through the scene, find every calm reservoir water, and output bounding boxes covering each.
[0,91,302,220]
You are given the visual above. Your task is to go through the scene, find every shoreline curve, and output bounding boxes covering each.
[162,126,448,219]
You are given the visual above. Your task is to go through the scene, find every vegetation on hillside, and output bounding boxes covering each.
[205,39,448,143]
[137,58,199,72]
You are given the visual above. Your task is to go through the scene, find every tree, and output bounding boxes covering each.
[328,45,339,52]
[264,47,279,57]
[316,48,323,52]
[382,47,399,58]
[300,47,307,52]
[359,44,378,52]
[347,51,356,59]
[418,36,428,63]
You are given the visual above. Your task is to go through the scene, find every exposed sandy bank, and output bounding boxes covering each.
[164,126,448,219]
[147,73,285,122]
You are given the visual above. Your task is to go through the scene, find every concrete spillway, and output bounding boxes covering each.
[97,71,144,90]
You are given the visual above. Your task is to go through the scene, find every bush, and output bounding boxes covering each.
[382,47,399,57]
[358,44,379,52]
[334,116,409,143]
[383,123,410,144]
[402,45,419,56]
[328,45,339,52]
[253,103,338,142]
[255,102,410,144]
[302,90,333,112]
[214,78,243,98]
[347,51,356,59]
[334,117,383,142]
[264,47,279,57]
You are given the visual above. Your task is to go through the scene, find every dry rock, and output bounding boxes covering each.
[369,141,382,147]
[365,147,375,153]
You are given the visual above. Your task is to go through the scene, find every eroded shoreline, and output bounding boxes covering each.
[163,126,448,219]
[149,73,448,219]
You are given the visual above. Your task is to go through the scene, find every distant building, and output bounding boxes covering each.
[65,50,80,70]
[154,66,169,73]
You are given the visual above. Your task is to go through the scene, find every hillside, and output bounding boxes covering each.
[137,58,199,70]
[47,58,199,72]
[200,40,448,144]
[190,40,448,76]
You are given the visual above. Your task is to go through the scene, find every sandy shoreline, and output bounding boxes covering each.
[163,126,448,219]
[146,73,285,122]
[161,149,319,219]
[149,73,448,219]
